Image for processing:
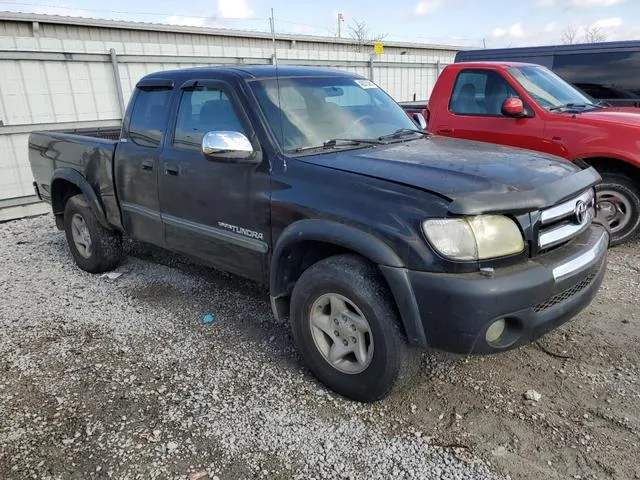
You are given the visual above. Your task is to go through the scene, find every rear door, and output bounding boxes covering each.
[114,79,174,246]
[158,78,270,281]
[442,69,551,153]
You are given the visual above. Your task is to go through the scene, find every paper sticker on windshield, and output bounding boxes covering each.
[355,79,378,89]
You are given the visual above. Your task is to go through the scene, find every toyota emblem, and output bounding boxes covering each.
[574,200,588,224]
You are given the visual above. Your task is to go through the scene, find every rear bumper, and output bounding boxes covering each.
[384,224,608,354]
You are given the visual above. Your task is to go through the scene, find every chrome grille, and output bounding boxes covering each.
[538,189,595,251]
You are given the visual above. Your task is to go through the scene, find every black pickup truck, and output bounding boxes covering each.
[30,66,609,401]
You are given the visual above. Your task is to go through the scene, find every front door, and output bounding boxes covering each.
[443,69,561,156]
[114,82,173,246]
[158,80,270,281]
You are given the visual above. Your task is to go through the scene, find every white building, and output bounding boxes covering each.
[0,11,460,220]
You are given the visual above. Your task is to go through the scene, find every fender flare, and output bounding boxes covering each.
[270,219,404,295]
[573,155,640,179]
[51,168,111,230]
[572,152,637,167]
[270,219,427,347]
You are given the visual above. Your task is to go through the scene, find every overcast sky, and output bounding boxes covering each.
[1,0,638,47]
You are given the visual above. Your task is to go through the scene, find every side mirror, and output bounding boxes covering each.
[412,112,427,130]
[201,131,257,162]
[502,97,527,118]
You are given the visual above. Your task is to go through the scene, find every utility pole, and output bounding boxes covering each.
[337,13,344,38]
[482,38,486,48]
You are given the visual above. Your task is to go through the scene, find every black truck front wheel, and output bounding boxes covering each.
[596,172,640,246]
[63,194,123,273]
[290,254,417,402]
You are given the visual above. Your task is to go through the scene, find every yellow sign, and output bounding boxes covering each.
[373,42,384,55]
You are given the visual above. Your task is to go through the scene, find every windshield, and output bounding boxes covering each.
[508,65,595,110]
[249,76,418,151]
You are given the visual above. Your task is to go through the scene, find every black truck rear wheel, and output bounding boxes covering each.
[63,194,123,273]
[290,254,417,402]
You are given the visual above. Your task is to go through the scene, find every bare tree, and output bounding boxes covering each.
[348,19,387,52]
[584,26,607,43]
[561,25,578,45]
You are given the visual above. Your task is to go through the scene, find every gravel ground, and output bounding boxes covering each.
[0,215,498,480]
[1,214,639,480]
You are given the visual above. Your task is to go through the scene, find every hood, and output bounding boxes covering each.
[298,136,599,215]
[576,107,640,127]
[300,136,577,197]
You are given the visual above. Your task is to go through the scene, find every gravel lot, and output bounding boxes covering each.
[1,214,639,480]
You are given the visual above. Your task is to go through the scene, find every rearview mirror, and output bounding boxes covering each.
[412,112,427,130]
[502,97,527,118]
[323,86,344,97]
[201,131,256,162]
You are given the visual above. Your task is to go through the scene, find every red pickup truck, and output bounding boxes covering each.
[404,62,640,245]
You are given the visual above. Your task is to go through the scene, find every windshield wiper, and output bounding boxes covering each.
[294,138,383,153]
[549,102,603,112]
[378,128,428,141]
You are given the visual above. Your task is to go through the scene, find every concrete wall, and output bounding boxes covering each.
[0,14,459,219]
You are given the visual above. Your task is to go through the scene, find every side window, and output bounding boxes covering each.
[128,88,172,148]
[450,70,520,116]
[173,87,246,151]
[450,71,487,115]
[553,51,640,101]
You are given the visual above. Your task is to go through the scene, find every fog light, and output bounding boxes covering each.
[486,319,506,344]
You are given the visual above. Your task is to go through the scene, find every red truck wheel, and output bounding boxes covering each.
[597,172,640,246]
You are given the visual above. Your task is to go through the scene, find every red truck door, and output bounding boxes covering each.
[433,68,558,155]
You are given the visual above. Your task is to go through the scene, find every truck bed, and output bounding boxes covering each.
[55,126,121,141]
[29,127,120,206]
[399,100,429,108]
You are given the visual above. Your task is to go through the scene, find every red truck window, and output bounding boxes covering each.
[450,70,520,116]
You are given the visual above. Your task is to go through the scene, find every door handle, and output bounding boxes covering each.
[437,128,454,136]
[141,160,154,171]
[165,165,179,176]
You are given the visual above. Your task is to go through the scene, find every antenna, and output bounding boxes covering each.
[270,7,285,162]
[269,8,277,65]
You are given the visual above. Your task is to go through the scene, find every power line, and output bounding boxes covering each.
[0,2,340,35]
[0,0,265,21]
[0,0,340,30]
[0,0,482,44]
[0,1,339,32]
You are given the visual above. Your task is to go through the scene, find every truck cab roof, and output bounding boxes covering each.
[448,61,538,69]
[137,65,362,85]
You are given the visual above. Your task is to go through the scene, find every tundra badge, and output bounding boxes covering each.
[217,222,264,240]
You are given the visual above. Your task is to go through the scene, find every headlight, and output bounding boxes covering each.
[422,215,524,261]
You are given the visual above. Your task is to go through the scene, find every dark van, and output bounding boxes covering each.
[455,41,640,107]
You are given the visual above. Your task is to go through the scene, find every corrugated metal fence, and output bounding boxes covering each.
[0,34,455,219]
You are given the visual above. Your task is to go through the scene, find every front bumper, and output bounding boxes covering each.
[401,224,608,354]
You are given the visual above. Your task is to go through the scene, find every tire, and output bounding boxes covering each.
[290,254,417,402]
[63,194,123,273]
[596,172,640,246]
